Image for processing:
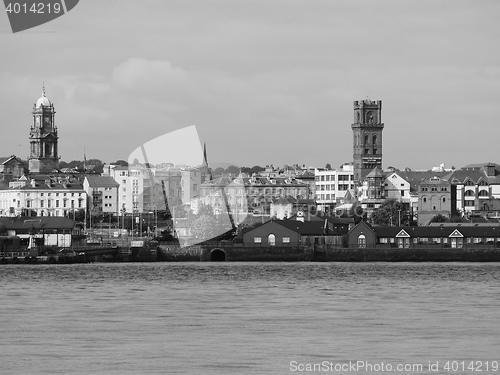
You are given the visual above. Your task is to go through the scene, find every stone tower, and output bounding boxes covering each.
[351,99,384,184]
[28,86,59,173]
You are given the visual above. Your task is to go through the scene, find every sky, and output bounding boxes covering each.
[1,0,499,171]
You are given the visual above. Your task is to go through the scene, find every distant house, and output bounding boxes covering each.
[0,216,77,248]
[0,155,26,184]
[417,176,452,225]
[445,163,500,217]
[83,175,119,215]
[270,197,294,219]
[347,221,500,249]
[347,221,377,248]
[242,219,343,247]
[0,174,86,217]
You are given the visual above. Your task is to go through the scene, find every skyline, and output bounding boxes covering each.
[1,1,500,171]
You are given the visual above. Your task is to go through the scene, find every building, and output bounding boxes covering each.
[200,175,311,218]
[83,175,119,216]
[314,163,355,213]
[445,163,500,217]
[0,155,26,185]
[28,87,59,173]
[0,216,77,248]
[270,197,294,219]
[417,176,452,225]
[242,219,343,247]
[0,174,87,218]
[352,99,384,184]
[348,220,500,249]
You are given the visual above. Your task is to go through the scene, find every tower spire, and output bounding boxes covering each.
[42,82,46,97]
[202,142,208,167]
[83,146,87,172]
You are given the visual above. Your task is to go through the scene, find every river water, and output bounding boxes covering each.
[0,262,499,375]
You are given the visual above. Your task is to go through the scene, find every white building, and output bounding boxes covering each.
[83,175,119,215]
[314,163,355,212]
[0,175,87,218]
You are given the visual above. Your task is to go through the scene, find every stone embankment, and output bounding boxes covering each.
[158,243,500,262]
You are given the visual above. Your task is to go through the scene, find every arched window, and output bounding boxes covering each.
[268,234,276,246]
[478,190,489,197]
[465,190,475,197]
[358,234,366,248]
[364,134,369,145]
[372,134,377,145]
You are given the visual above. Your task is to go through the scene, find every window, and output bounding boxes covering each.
[358,234,366,248]
[268,234,276,246]
[254,237,262,243]
[283,237,290,244]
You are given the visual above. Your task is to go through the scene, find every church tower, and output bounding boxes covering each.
[351,99,384,184]
[28,86,59,173]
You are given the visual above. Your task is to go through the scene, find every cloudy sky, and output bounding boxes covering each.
[1,0,499,171]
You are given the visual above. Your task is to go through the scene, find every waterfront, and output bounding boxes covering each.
[0,262,499,374]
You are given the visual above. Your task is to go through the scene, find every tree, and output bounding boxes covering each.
[225,165,240,176]
[250,165,265,175]
[429,214,448,223]
[213,167,225,177]
[112,160,128,167]
[325,163,332,170]
[74,209,85,222]
[370,199,412,226]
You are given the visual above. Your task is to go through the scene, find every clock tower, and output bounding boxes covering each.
[28,86,59,173]
[351,99,384,184]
